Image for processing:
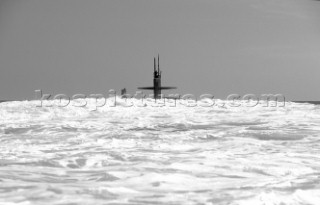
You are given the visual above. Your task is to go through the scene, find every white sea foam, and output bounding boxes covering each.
[0,98,320,204]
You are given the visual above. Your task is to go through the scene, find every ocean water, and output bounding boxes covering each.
[0,98,320,205]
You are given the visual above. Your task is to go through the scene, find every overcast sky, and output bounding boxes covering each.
[0,0,320,101]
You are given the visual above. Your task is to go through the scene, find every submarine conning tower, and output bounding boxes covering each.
[138,55,176,99]
[153,55,161,98]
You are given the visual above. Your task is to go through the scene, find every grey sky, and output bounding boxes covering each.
[0,0,320,100]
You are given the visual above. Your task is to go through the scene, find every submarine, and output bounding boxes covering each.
[138,55,177,99]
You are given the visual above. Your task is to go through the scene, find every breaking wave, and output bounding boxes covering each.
[0,98,320,204]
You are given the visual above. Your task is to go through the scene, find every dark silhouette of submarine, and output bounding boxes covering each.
[138,55,176,99]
